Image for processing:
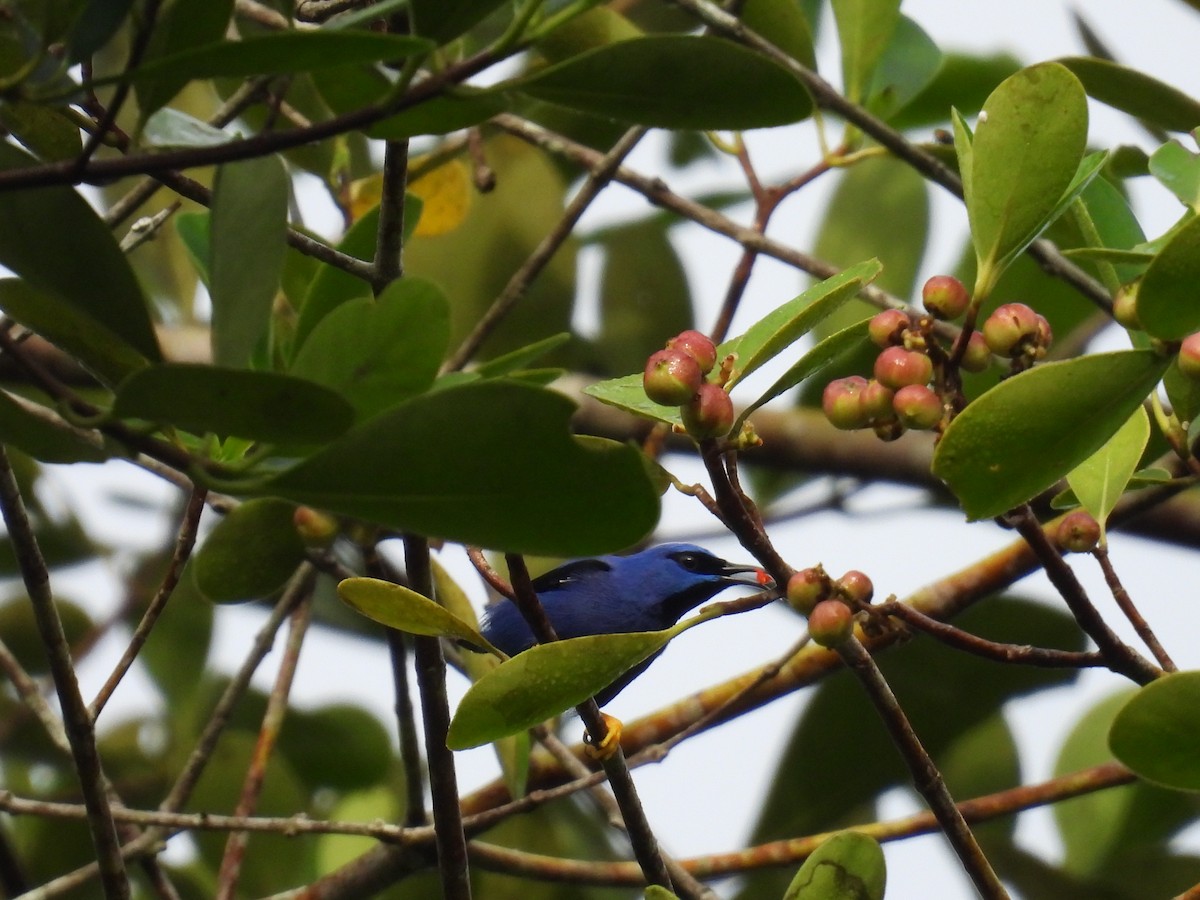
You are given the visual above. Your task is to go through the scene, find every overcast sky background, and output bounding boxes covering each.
[43,1,1200,897]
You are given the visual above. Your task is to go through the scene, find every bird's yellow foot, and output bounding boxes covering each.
[584,712,623,760]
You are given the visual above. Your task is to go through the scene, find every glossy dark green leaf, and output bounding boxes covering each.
[67,0,137,61]
[0,101,83,161]
[264,381,659,556]
[279,704,393,791]
[0,392,107,463]
[134,0,232,119]
[867,15,941,121]
[726,259,882,388]
[782,831,886,900]
[1165,357,1200,425]
[1110,671,1200,791]
[516,36,812,130]
[191,498,306,603]
[448,629,673,749]
[290,278,449,421]
[1149,141,1200,212]
[593,218,693,373]
[113,364,355,444]
[932,351,1167,520]
[962,63,1088,295]
[1071,169,1150,286]
[367,91,506,140]
[408,0,509,44]
[1056,690,1200,879]
[209,154,289,368]
[119,30,430,93]
[1065,407,1149,541]
[739,0,817,70]
[1058,57,1200,134]
[0,144,160,379]
[294,208,378,354]
[888,51,1021,131]
[338,577,499,654]
[831,0,901,104]
[1136,215,1200,339]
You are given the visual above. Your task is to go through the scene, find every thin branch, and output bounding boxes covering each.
[0,446,130,899]
[216,593,314,899]
[443,125,649,372]
[1093,543,1177,672]
[505,553,674,892]
[89,487,207,720]
[406,535,473,900]
[372,139,411,291]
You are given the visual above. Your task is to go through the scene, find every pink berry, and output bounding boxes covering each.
[982,303,1040,357]
[808,599,854,648]
[836,570,874,605]
[874,346,933,390]
[960,331,992,373]
[681,382,734,439]
[922,275,970,320]
[1057,510,1100,553]
[643,348,702,406]
[667,329,718,375]
[892,384,942,430]
[822,376,870,430]
[1179,333,1200,381]
[861,379,895,422]
[868,309,911,348]
[786,567,830,615]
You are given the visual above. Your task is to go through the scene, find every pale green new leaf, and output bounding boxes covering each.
[1065,406,1149,543]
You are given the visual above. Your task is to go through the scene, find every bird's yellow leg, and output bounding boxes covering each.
[584,712,623,760]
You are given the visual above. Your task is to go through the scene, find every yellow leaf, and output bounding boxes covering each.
[409,158,471,237]
[347,173,382,223]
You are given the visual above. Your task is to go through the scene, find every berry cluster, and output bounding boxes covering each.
[643,330,735,439]
[784,565,874,648]
[822,275,1053,440]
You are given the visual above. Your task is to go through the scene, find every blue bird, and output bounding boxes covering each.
[480,542,764,707]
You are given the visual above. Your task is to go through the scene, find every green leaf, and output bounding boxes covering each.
[289,278,449,422]
[962,63,1089,296]
[830,0,902,105]
[474,334,572,379]
[1110,672,1200,791]
[583,373,683,428]
[407,0,509,45]
[366,91,506,140]
[263,381,659,556]
[1165,357,1200,425]
[117,30,431,91]
[191,498,306,603]
[783,831,886,900]
[113,364,355,444]
[867,15,941,121]
[447,629,673,750]
[515,35,812,130]
[209,154,289,368]
[0,143,160,379]
[644,887,682,900]
[278,704,393,792]
[133,0,233,119]
[1149,141,1200,212]
[0,101,83,161]
[338,577,499,654]
[739,0,817,70]
[932,350,1168,520]
[142,108,237,148]
[0,392,107,463]
[1058,57,1200,134]
[1136,215,1200,340]
[889,51,1021,132]
[736,318,871,429]
[294,208,378,354]
[1065,406,1149,542]
[725,259,882,388]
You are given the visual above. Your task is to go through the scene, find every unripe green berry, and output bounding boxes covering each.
[1057,510,1101,553]
[808,599,854,648]
[868,309,911,348]
[1179,333,1200,381]
[892,383,942,430]
[874,346,933,390]
[667,329,718,374]
[822,376,870,430]
[786,567,830,615]
[982,303,1040,357]
[836,570,874,606]
[1113,282,1142,330]
[922,275,970,320]
[644,349,702,406]
[681,382,734,439]
[960,331,993,373]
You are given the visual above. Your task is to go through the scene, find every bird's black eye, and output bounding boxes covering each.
[670,550,720,574]
[674,552,701,571]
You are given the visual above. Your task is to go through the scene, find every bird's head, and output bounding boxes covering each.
[607,542,766,625]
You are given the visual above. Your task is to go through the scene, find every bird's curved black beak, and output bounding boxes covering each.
[719,561,772,588]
